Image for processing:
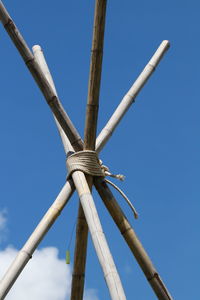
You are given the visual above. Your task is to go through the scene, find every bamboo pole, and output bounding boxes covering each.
[71,171,126,300]
[71,1,107,299]
[70,206,88,299]
[32,45,74,154]
[0,2,82,152]
[93,40,173,300]
[33,44,126,299]
[33,46,88,299]
[96,40,170,153]
[84,0,107,150]
[94,179,173,300]
[0,180,74,300]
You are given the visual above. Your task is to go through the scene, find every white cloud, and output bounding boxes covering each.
[0,247,71,300]
[0,246,99,300]
[0,210,99,300]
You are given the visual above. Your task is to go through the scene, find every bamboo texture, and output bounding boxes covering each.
[0,2,173,299]
[70,206,88,299]
[32,45,74,154]
[71,171,126,300]
[71,1,107,298]
[84,0,107,150]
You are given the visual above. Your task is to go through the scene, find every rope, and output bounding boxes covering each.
[66,150,124,180]
[66,150,104,178]
[105,179,138,219]
[66,150,138,219]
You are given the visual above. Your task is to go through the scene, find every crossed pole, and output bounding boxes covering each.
[0,1,173,300]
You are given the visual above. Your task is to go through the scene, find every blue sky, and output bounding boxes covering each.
[0,0,200,299]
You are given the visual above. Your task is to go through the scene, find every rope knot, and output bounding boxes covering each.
[66,150,124,180]
[66,150,138,219]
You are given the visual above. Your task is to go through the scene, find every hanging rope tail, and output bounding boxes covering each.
[66,150,138,219]
[105,179,138,219]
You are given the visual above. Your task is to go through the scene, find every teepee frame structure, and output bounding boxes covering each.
[0,1,173,299]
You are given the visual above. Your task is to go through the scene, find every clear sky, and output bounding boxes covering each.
[0,0,199,299]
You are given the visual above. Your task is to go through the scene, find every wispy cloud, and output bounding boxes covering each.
[0,246,99,300]
[0,247,71,300]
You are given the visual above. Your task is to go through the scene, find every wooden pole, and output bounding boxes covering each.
[0,180,74,300]
[71,1,107,299]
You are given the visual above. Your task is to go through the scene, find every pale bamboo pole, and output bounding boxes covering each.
[33,43,126,299]
[32,45,73,154]
[71,171,126,300]
[95,179,173,300]
[96,40,170,153]
[0,180,74,300]
[71,1,107,299]
[33,45,89,300]
[0,1,82,152]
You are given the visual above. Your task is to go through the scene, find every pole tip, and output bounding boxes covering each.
[162,40,170,49]
[32,45,42,53]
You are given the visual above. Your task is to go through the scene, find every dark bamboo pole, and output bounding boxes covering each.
[84,0,107,150]
[94,178,173,300]
[0,2,82,151]
[71,1,107,299]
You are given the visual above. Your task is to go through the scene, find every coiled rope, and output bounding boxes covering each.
[66,150,138,219]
